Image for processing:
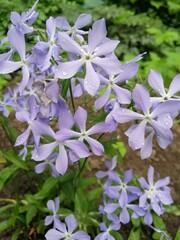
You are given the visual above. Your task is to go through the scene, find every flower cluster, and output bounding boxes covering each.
[95,161,173,239]
[0,1,179,238]
[44,197,90,240]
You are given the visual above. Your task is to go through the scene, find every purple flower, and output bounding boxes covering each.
[35,153,59,177]
[94,222,120,240]
[113,84,180,152]
[104,195,144,224]
[56,106,111,156]
[105,169,141,205]
[55,19,121,95]
[15,95,54,148]
[56,13,92,41]
[45,214,90,240]
[148,70,180,105]
[138,166,173,225]
[0,26,31,93]
[45,197,60,228]
[94,62,138,109]
[32,109,90,175]
[10,0,39,34]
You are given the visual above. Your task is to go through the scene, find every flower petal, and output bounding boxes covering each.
[55,59,84,79]
[128,120,147,150]
[94,86,111,109]
[0,61,22,74]
[168,74,180,97]
[74,106,87,132]
[148,69,166,96]
[84,61,100,96]
[75,13,92,29]
[132,84,150,115]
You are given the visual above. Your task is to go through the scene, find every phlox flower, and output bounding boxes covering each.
[138,166,173,216]
[45,214,90,240]
[94,62,138,109]
[55,19,121,96]
[112,84,180,153]
[0,26,32,93]
[56,13,92,41]
[45,197,60,228]
[94,222,120,240]
[148,69,180,105]
[10,0,39,34]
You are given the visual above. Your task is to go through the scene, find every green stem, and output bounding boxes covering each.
[69,82,76,113]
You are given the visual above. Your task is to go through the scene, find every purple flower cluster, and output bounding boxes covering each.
[45,198,90,240]
[95,159,173,239]
[0,1,179,169]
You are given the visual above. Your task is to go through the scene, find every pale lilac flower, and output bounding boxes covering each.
[15,95,54,147]
[45,197,60,228]
[55,19,121,95]
[113,84,180,152]
[94,222,120,240]
[104,195,144,224]
[45,214,90,240]
[56,13,92,41]
[148,70,180,105]
[56,106,111,156]
[139,166,173,222]
[10,0,39,34]
[94,62,138,109]
[96,156,117,179]
[32,16,60,71]
[105,169,142,206]
[32,109,90,175]
[35,153,59,177]
[0,26,32,93]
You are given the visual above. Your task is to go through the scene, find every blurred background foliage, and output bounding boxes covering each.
[0,0,179,85]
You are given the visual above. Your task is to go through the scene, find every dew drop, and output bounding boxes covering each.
[62,71,67,76]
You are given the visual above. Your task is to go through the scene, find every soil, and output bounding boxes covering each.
[0,112,179,239]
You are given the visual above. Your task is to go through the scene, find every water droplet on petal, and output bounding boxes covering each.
[62,71,67,76]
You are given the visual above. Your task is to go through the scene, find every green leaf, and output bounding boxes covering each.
[111,231,123,240]
[3,150,29,170]
[61,181,75,201]
[164,205,180,216]
[78,176,97,189]
[175,228,180,240]
[0,220,11,233]
[153,214,166,230]
[0,164,19,190]
[75,189,88,214]
[87,187,102,202]
[11,229,21,240]
[26,205,37,226]
[128,227,141,240]
[131,217,141,228]
[84,0,103,8]
[35,177,58,199]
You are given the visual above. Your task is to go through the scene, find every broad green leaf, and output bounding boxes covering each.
[26,205,37,226]
[75,189,88,214]
[61,181,75,201]
[11,229,21,240]
[175,228,180,240]
[3,150,29,170]
[111,231,123,240]
[0,164,19,190]
[35,177,58,199]
[0,220,11,233]
[153,214,166,230]
[78,177,97,189]
[164,205,180,216]
[128,227,141,240]
[87,187,102,202]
